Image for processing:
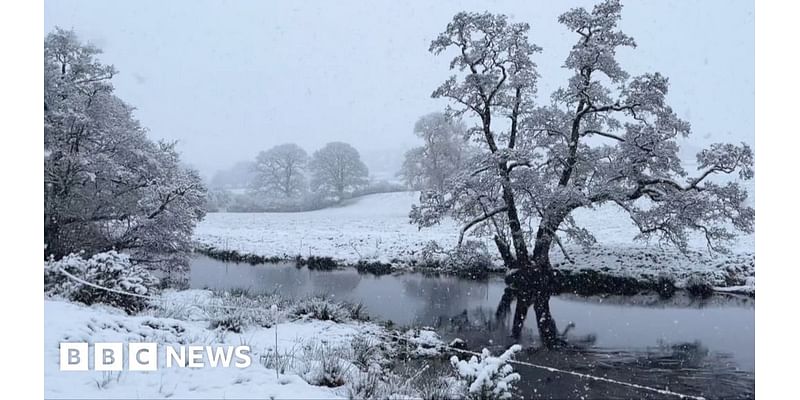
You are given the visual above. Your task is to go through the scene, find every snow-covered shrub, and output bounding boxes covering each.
[450,345,522,400]
[418,241,447,269]
[401,328,445,358]
[343,302,370,322]
[44,253,88,298]
[45,251,159,314]
[346,373,384,399]
[416,240,493,279]
[685,274,714,298]
[655,274,677,299]
[355,260,393,276]
[206,292,284,330]
[448,240,493,279]
[348,363,460,400]
[404,366,461,400]
[299,342,353,387]
[350,334,381,371]
[305,256,338,271]
[290,296,352,322]
[209,315,245,333]
[260,344,300,375]
[413,374,459,400]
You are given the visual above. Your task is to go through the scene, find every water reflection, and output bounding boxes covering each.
[191,254,755,378]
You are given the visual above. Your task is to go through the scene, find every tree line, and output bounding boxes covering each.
[207,112,473,212]
[208,142,401,212]
[44,28,206,273]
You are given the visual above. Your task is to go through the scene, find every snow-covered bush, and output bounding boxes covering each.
[449,240,493,279]
[299,342,353,387]
[260,344,300,375]
[44,252,89,298]
[346,362,460,400]
[416,240,493,278]
[401,328,445,358]
[685,274,714,298]
[289,296,353,322]
[418,241,447,269]
[350,334,381,371]
[346,373,384,399]
[344,302,370,322]
[206,292,284,331]
[653,273,677,299]
[44,251,159,314]
[450,345,522,400]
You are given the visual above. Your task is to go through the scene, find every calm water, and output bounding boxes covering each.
[191,255,755,399]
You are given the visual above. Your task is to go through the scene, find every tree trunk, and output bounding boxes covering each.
[44,215,62,260]
[532,289,560,347]
[505,214,562,348]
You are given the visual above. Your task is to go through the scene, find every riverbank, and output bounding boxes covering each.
[45,261,754,399]
[188,255,755,372]
[193,192,755,296]
[196,245,754,298]
[44,289,468,399]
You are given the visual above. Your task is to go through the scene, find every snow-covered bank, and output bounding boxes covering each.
[45,298,343,399]
[44,290,464,399]
[193,191,755,293]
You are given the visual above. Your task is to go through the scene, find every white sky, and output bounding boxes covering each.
[44,0,754,178]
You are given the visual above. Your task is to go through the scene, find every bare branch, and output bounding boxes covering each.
[458,206,508,246]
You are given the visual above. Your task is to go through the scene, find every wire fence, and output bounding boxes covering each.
[54,267,706,400]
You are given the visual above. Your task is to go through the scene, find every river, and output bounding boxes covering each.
[191,255,754,399]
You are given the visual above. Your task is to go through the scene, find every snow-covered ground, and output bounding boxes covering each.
[194,190,755,291]
[44,290,449,399]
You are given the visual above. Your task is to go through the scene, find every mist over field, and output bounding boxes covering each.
[44,0,753,180]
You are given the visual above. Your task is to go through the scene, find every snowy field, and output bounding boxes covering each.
[44,290,448,399]
[194,190,755,291]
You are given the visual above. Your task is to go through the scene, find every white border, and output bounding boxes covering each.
[0,0,44,397]
[755,1,799,399]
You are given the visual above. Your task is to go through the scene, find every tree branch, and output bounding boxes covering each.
[458,206,508,246]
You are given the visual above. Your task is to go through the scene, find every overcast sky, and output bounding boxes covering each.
[44,0,754,178]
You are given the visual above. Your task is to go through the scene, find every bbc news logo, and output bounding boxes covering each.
[60,342,252,371]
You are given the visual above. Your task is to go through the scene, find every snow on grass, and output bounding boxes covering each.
[45,290,452,399]
[45,298,344,398]
[194,191,754,291]
[195,192,459,264]
[46,292,381,399]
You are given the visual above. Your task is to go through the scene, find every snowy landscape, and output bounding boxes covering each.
[195,189,755,294]
[44,289,458,399]
[44,0,755,398]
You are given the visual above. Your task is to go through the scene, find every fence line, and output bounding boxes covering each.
[54,267,706,400]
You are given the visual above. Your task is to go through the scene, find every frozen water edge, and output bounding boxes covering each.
[193,192,755,294]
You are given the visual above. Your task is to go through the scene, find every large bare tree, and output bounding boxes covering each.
[310,142,369,199]
[411,1,754,347]
[252,143,309,199]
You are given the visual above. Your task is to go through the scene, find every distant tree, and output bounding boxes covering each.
[400,112,470,191]
[412,2,754,346]
[210,161,257,189]
[251,143,309,199]
[44,28,207,270]
[205,188,233,212]
[310,142,369,199]
[399,147,426,189]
